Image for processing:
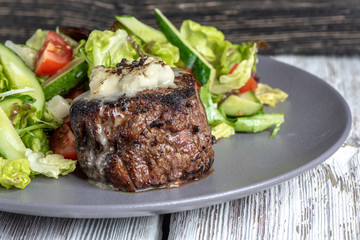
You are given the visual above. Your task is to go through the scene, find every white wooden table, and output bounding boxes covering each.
[0,55,359,239]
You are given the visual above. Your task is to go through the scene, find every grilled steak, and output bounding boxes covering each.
[70,68,215,192]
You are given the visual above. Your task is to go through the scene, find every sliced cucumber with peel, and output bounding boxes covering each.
[0,43,45,118]
[0,107,26,159]
[238,91,260,103]
[42,57,88,100]
[154,8,215,85]
[116,15,168,43]
[219,92,263,117]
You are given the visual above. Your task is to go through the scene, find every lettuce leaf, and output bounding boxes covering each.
[255,83,288,107]
[0,65,9,93]
[4,40,37,70]
[211,43,257,94]
[180,20,225,65]
[80,29,139,73]
[144,41,179,67]
[179,20,257,94]
[25,28,78,51]
[0,157,31,189]
[234,113,285,138]
[26,149,76,178]
[211,122,235,139]
[199,81,226,126]
[21,129,50,154]
[180,20,257,77]
[25,29,48,50]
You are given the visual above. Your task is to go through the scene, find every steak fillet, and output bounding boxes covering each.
[70,69,215,192]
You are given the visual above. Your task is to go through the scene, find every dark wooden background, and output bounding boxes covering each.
[1,0,360,55]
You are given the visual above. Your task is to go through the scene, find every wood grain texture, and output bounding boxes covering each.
[167,55,360,239]
[0,213,162,240]
[1,0,360,55]
[168,146,359,239]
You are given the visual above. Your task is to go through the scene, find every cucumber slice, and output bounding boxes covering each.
[0,107,26,159]
[116,15,168,43]
[0,43,45,118]
[0,98,22,113]
[154,8,215,85]
[219,94,263,117]
[42,57,88,100]
[238,91,260,103]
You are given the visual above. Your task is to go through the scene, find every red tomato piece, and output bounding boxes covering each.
[35,31,73,76]
[239,76,258,93]
[229,63,239,74]
[228,63,258,93]
[49,123,77,160]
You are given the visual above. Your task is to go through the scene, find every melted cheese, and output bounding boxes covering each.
[89,57,175,98]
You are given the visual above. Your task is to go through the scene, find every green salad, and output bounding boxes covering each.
[0,9,287,189]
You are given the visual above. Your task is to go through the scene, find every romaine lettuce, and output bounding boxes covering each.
[80,29,139,73]
[199,81,226,126]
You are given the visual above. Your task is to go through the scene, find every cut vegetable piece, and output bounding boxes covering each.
[116,15,168,43]
[0,43,45,118]
[154,8,215,85]
[239,76,258,93]
[0,107,27,159]
[234,113,284,138]
[219,94,262,117]
[116,15,180,67]
[35,31,73,76]
[211,122,235,140]
[238,91,260,102]
[49,123,77,160]
[0,157,31,189]
[255,83,288,107]
[42,57,88,100]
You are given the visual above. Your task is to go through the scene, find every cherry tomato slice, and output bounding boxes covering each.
[229,63,239,74]
[228,63,258,93]
[239,76,258,93]
[49,123,77,160]
[35,31,73,76]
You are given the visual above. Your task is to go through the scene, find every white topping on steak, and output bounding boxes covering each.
[89,57,175,97]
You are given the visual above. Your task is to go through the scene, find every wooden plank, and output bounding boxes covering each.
[1,0,360,55]
[167,56,360,239]
[168,145,359,239]
[0,213,163,240]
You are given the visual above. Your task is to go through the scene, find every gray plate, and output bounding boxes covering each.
[0,56,352,218]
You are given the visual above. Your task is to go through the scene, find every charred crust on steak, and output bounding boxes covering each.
[70,70,215,192]
[112,57,169,76]
[193,125,201,133]
[149,120,164,128]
